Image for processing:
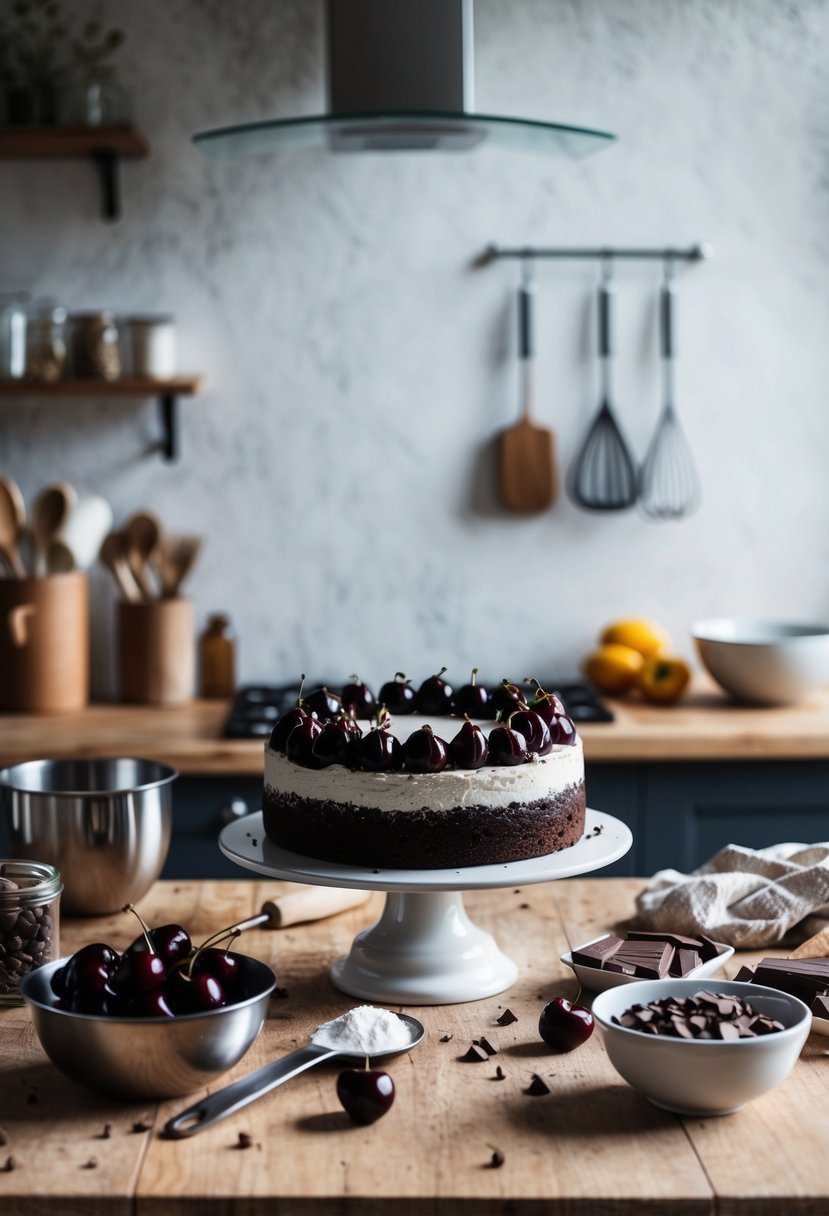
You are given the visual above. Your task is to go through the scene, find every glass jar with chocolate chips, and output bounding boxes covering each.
[0,860,62,1007]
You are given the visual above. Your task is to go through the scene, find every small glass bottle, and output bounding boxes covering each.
[0,859,63,1007]
[199,614,236,698]
[25,301,68,383]
[69,310,121,380]
[0,292,29,379]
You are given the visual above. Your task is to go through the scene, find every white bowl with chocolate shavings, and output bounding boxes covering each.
[561,930,734,993]
[592,979,812,1117]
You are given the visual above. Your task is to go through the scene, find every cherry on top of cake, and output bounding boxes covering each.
[268,672,578,774]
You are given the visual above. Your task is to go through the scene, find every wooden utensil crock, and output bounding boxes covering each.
[0,572,89,713]
[117,598,194,706]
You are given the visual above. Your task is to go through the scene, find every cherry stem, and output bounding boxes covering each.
[122,903,154,953]
[184,926,243,977]
[394,672,408,685]
[433,666,447,680]
[297,673,306,707]
[470,667,478,687]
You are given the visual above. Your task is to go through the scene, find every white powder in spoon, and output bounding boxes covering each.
[312,1005,411,1054]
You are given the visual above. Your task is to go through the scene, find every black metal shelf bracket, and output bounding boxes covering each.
[158,394,179,462]
[92,150,121,221]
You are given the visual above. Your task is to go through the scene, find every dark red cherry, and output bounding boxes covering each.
[401,725,449,774]
[414,667,454,714]
[269,706,314,753]
[194,946,241,992]
[359,727,402,772]
[378,673,415,714]
[286,716,324,767]
[526,679,567,725]
[110,950,166,997]
[127,924,191,967]
[451,667,489,717]
[448,720,490,769]
[66,981,119,1016]
[312,717,361,768]
[510,708,553,756]
[125,988,176,1018]
[488,724,528,765]
[538,997,594,1052]
[164,968,226,1014]
[58,942,119,995]
[336,1067,395,1125]
[489,679,528,720]
[548,713,578,746]
[304,686,342,719]
[341,675,376,719]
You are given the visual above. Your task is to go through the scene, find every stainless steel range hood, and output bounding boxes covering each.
[194,0,615,160]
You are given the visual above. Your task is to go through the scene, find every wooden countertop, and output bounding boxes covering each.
[3,686,829,773]
[0,876,826,1215]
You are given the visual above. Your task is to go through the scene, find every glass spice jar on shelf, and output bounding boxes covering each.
[199,613,237,699]
[69,310,121,380]
[25,301,67,383]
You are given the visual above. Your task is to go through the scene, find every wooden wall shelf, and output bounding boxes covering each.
[0,125,150,219]
[0,376,205,462]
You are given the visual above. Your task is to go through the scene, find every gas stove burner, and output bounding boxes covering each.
[222,679,613,739]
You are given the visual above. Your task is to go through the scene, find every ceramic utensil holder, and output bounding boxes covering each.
[117,598,194,705]
[0,572,89,713]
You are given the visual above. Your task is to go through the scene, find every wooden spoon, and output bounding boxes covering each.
[498,274,556,512]
[31,481,77,576]
[100,531,142,602]
[0,477,27,578]
[152,533,202,598]
[124,510,162,599]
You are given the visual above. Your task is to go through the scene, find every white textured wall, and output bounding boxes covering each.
[2,0,829,695]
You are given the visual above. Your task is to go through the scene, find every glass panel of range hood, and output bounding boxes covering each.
[193,111,615,160]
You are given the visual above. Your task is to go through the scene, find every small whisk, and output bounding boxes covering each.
[638,263,701,520]
[568,261,637,512]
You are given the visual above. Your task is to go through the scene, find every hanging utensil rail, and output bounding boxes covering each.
[481,243,711,265]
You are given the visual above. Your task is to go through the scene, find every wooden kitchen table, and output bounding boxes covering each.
[0,877,826,1215]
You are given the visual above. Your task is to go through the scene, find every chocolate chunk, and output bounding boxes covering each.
[439,1034,454,1043]
[524,1074,550,1096]
[811,993,829,1019]
[0,1156,15,1173]
[613,990,785,1040]
[493,1065,505,1081]
[82,1158,98,1170]
[571,935,623,967]
[487,1147,505,1168]
[474,1036,497,1056]
[495,1008,518,1026]
[96,1123,112,1140]
[460,1044,489,1063]
[236,1132,253,1150]
[131,1120,152,1133]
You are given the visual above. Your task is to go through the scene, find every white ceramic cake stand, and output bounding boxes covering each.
[219,808,632,1006]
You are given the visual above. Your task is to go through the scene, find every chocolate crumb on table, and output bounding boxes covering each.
[524,1074,550,1096]
[460,1044,489,1063]
[474,1036,497,1056]
[439,1033,453,1043]
[1,1156,15,1172]
[486,1147,506,1168]
[496,1008,518,1026]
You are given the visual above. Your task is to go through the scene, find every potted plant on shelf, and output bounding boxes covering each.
[0,0,69,125]
[60,17,128,126]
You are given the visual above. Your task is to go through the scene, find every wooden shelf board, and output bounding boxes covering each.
[0,125,150,159]
[0,375,205,398]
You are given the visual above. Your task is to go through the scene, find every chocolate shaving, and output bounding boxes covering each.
[495,1008,518,1026]
[519,903,530,910]
[486,1147,505,1168]
[0,1156,15,1173]
[236,1132,254,1150]
[474,1036,497,1056]
[460,1044,489,1063]
[82,1158,98,1170]
[131,1120,152,1134]
[96,1124,112,1140]
[439,1034,453,1043]
[524,1073,550,1096]
[492,1065,505,1081]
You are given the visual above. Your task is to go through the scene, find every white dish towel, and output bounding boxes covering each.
[635,842,829,948]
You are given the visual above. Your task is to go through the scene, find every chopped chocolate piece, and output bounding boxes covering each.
[519,903,530,910]
[571,934,624,967]
[495,1008,518,1026]
[96,1123,112,1140]
[236,1132,253,1150]
[524,1073,550,1096]
[732,965,755,982]
[613,990,785,1040]
[493,1065,505,1081]
[82,1158,98,1170]
[474,1036,497,1056]
[811,993,829,1019]
[460,1044,489,1063]
[1,1156,15,1173]
[439,1034,454,1043]
[131,1120,152,1134]
[487,1147,505,1168]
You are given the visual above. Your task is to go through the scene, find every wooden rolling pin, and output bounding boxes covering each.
[233,885,371,931]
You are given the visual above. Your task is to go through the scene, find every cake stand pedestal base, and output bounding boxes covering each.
[329,890,518,1005]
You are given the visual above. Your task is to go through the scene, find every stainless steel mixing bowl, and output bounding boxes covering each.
[21,953,277,1100]
[0,758,176,916]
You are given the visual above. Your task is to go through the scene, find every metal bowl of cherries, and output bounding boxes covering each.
[20,907,277,1100]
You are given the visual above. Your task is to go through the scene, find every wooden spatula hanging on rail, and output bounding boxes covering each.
[498,269,557,512]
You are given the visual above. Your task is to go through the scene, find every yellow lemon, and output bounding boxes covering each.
[600,618,671,658]
[583,644,644,695]
[638,655,691,704]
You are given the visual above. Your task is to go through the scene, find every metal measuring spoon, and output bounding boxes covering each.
[163,1011,424,1139]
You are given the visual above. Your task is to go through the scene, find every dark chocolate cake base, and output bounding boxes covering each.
[262,783,586,869]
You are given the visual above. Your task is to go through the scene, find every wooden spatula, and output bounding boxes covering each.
[498,276,557,512]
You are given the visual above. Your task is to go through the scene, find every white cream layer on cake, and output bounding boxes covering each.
[264,714,584,813]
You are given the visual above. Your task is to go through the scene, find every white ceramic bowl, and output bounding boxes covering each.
[561,936,734,993]
[692,618,829,705]
[592,979,811,1116]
